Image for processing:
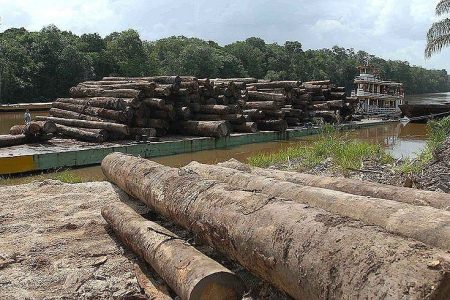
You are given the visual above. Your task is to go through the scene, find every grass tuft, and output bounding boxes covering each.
[248,126,393,174]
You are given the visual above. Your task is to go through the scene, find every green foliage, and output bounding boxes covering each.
[426,0,450,57]
[0,26,449,103]
[51,170,84,183]
[248,128,392,174]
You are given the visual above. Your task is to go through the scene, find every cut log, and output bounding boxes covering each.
[101,153,450,300]
[198,105,232,115]
[69,87,143,99]
[231,122,257,133]
[0,134,29,148]
[49,108,105,122]
[10,122,41,136]
[143,98,166,110]
[304,80,331,85]
[129,127,157,138]
[194,114,245,124]
[178,121,230,138]
[242,109,265,120]
[248,91,285,102]
[102,201,243,300]
[56,124,105,143]
[36,116,129,135]
[79,82,156,93]
[219,159,450,211]
[247,81,300,89]
[244,101,277,110]
[52,102,132,124]
[56,97,139,110]
[256,120,287,132]
[185,162,450,250]
[175,107,192,120]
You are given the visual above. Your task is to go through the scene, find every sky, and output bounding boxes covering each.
[1,0,449,71]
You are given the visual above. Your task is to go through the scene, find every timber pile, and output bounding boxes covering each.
[0,121,56,148]
[28,76,356,144]
[101,153,450,300]
[305,80,354,124]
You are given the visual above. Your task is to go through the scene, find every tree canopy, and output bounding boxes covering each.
[0,26,449,103]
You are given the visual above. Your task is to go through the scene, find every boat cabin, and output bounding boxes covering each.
[351,65,404,115]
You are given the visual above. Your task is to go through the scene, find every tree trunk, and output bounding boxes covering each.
[143,98,166,110]
[304,80,331,85]
[129,127,157,138]
[101,153,450,300]
[199,105,235,115]
[133,263,172,300]
[55,97,139,110]
[248,91,285,102]
[0,133,53,148]
[247,81,300,89]
[185,162,450,251]
[244,101,278,110]
[256,120,287,131]
[49,108,105,122]
[52,102,132,124]
[36,116,129,135]
[177,121,230,138]
[102,201,244,300]
[243,109,265,120]
[79,82,155,93]
[231,122,257,133]
[69,87,143,99]
[175,107,192,120]
[194,114,245,124]
[56,124,106,143]
[219,159,450,211]
[10,121,57,136]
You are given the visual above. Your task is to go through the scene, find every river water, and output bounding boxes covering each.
[1,93,446,184]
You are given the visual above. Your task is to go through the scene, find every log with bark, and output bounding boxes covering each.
[10,121,57,136]
[198,105,238,115]
[184,162,450,250]
[36,116,129,135]
[52,102,133,124]
[133,263,172,300]
[69,87,143,99]
[219,159,450,211]
[247,81,300,89]
[56,97,139,110]
[231,122,258,133]
[194,114,245,124]
[55,124,106,143]
[0,133,53,148]
[244,101,278,110]
[242,109,265,120]
[177,121,230,138]
[101,153,450,300]
[102,201,244,300]
[247,91,286,102]
[49,108,105,122]
[256,120,287,132]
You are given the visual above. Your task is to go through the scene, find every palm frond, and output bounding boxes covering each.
[436,0,450,16]
[425,33,450,58]
[427,18,450,40]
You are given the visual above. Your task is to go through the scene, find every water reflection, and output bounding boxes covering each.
[406,92,450,105]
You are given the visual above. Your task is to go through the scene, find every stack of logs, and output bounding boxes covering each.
[101,153,450,300]
[1,76,357,146]
[0,121,57,148]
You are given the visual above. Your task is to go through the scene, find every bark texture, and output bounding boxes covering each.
[184,162,450,250]
[36,116,129,135]
[102,201,244,300]
[101,152,450,300]
[219,159,450,211]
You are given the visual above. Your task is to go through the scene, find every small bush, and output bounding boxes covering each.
[51,171,84,183]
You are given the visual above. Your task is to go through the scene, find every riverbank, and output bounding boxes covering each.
[249,117,450,193]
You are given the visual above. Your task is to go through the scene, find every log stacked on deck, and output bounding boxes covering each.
[29,76,355,143]
[304,80,355,124]
[0,121,56,148]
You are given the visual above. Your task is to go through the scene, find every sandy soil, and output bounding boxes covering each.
[0,180,289,299]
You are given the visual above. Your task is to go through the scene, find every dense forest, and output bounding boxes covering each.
[0,25,449,103]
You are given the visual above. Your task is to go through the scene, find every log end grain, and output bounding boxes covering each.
[190,272,244,300]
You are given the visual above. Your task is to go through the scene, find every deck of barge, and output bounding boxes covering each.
[0,119,396,175]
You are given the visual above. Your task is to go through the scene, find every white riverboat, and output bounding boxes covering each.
[351,65,404,116]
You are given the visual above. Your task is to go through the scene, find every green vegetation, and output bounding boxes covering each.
[0,169,85,185]
[248,126,393,174]
[425,0,450,57]
[1,26,449,103]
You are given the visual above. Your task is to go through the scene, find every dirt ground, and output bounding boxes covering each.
[0,180,289,299]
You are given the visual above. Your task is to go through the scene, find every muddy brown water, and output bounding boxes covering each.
[0,110,49,134]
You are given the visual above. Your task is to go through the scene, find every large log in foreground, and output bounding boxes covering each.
[102,201,244,300]
[36,116,129,136]
[184,162,450,250]
[101,153,450,300]
[219,159,450,211]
